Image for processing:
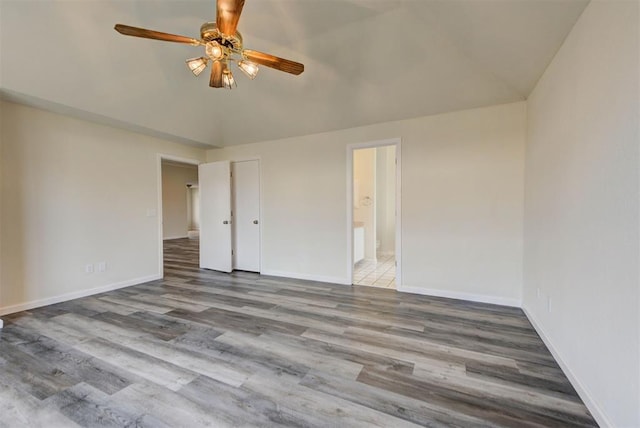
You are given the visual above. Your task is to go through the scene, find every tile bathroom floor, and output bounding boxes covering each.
[353,253,396,289]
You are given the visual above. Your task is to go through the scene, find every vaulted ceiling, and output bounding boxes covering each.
[0,0,588,148]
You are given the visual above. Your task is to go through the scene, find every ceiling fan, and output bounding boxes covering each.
[114,0,304,89]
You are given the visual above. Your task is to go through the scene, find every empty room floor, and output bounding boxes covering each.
[353,253,396,288]
[0,239,596,427]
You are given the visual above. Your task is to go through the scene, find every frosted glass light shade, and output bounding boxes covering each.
[223,70,236,89]
[238,60,259,79]
[186,57,208,76]
[205,42,224,60]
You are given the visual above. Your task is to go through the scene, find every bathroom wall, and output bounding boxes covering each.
[353,148,377,260]
[376,145,396,255]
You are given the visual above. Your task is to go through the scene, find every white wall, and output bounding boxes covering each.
[189,187,200,231]
[353,148,377,260]
[0,102,3,327]
[208,102,525,305]
[162,163,198,240]
[0,101,205,314]
[523,1,639,426]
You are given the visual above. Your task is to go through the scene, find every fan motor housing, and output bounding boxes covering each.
[200,22,242,50]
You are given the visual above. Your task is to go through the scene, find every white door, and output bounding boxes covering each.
[199,161,232,272]
[232,160,260,272]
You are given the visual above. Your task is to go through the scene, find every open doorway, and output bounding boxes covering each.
[159,157,200,274]
[348,140,401,289]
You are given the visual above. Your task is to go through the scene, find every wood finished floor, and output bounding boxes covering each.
[0,238,597,427]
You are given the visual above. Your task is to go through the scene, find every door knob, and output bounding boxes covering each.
[253,220,259,224]
[223,220,229,224]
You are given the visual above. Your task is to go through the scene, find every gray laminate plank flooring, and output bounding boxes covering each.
[0,238,597,427]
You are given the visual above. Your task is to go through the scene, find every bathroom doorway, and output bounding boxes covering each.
[348,139,401,289]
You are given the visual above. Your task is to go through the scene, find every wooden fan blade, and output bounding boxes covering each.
[114,24,200,45]
[209,61,227,88]
[216,0,245,36]
[243,50,304,75]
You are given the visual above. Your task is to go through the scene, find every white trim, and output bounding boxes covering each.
[157,154,202,278]
[0,274,162,316]
[397,285,521,307]
[346,138,402,287]
[395,142,403,287]
[228,155,262,164]
[163,235,188,241]
[159,154,203,165]
[348,138,402,151]
[261,270,351,286]
[0,319,3,329]
[346,149,354,284]
[522,305,612,428]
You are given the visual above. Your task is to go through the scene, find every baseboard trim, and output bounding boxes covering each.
[163,235,188,241]
[0,274,162,317]
[522,305,612,428]
[397,285,521,307]
[261,270,351,286]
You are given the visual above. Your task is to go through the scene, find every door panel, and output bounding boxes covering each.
[199,161,232,272]
[232,160,260,272]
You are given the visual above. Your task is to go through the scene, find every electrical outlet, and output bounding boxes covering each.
[547,296,552,313]
[97,262,106,272]
[85,264,94,274]
[537,288,541,298]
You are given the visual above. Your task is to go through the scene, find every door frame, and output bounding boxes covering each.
[230,158,263,273]
[346,138,402,287]
[156,154,202,278]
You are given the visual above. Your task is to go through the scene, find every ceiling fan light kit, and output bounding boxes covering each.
[186,57,209,76]
[205,41,225,61]
[114,0,304,90]
[238,60,259,80]
[223,69,237,89]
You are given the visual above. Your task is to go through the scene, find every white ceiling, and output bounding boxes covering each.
[0,0,588,148]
